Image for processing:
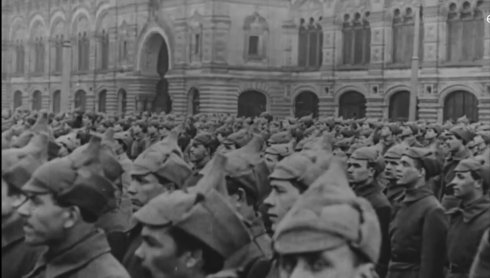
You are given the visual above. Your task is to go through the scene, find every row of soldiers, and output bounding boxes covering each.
[1,108,489,278]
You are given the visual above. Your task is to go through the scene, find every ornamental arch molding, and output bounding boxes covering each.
[71,8,94,34]
[135,24,174,72]
[28,14,48,37]
[438,84,482,106]
[383,84,412,106]
[334,85,368,104]
[49,12,67,37]
[291,84,321,100]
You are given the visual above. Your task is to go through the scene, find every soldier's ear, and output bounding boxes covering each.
[184,249,203,268]
[354,263,376,278]
[62,206,81,228]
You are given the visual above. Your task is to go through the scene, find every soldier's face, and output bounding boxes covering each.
[136,226,188,278]
[445,134,463,152]
[264,153,280,172]
[425,129,437,140]
[278,244,373,278]
[450,171,478,200]
[129,174,171,211]
[396,156,423,186]
[264,180,301,232]
[384,158,400,180]
[2,179,15,219]
[381,126,392,138]
[189,142,208,163]
[347,159,372,184]
[17,192,68,246]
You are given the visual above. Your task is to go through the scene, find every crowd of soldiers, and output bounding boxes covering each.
[1,107,489,278]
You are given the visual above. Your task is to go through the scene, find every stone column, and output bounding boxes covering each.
[421,5,442,72]
[281,19,297,68]
[60,38,73,112]
[320,16,337,74]
[368,11,385,75]
[482,6,490,71]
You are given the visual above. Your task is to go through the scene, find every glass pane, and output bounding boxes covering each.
[248,35,259,56]
[298,28,307,66]
[342,29,352,64]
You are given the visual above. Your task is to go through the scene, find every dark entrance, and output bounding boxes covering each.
[238,91,267,117]
[13,91,22,109]
[338,91,366,119]
[98,90,107,113]
[32,91,42,111]
[52,90,61,113]
[188,88,200,115]
[117,89,127,115]
[389,91,410,122]
[443,91,478,122]
[74,90,87,111]
[295,91,319,118]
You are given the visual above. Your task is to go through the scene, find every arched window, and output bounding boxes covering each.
[444,91,478,122]
[117,89,127,115]
[238,91,267,117]
[447,1,484,63]
[295,91,319,118]
[298,17,323,69]
[188,88,200,115]
[100,30,109,70]
[342,13,371,66]
[74,90,87,111]
[52,90,61,114]
[78,32,89,71]
[392,7,424,65]
[98,90,107,113]
[32,91,42,111]
[13,91,23,109]
[389,91,410,122]
[339,91,366,119]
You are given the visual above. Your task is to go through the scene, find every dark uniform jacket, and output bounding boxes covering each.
[2,215,43,278]
[24,229,130,278]
[384,180,406,214]
[225,216,273,274]
[446,197,490,278]
[469,228,490,278]
[353,180,392,278]
[122,223,152,278]
[388,186,448,278]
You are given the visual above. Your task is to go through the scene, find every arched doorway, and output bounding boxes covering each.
[32,91,42,111]
[13,91,23,109]
[117,89,127,115]
[444,91,478,122]
[52,90,61,113]
[339,91,366,119]
[295,91,319,118]
[74,90,87,111]
[389,91,410,122]
[139,33,171,113]
[238,91,267,117]
[188,87,200,115]
[98,90,107,113]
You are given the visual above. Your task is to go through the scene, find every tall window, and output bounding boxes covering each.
[100,30,109,70]
[98,90,107,113]
[447,1,484,63]
[78,32,89,71]
[392,7,424,65]
[15,41,25,74]
[243,12,269,62]
[53,35,63,72]
[34,38,45,73]
[342,12,371,66]
[298,17,323,69]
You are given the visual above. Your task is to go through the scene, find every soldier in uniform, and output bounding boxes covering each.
[133,178,251,278]
[16,156,130,278]
[383,144,408,208]
[273,158,381,278]
[469,228,490,278]
[388,147,448,278]
[347,146,392,278]
[184,132,219,188]
[124,134,192,278]
[441,126,474,210]
[263,143,293,173]
[446,158,490,278]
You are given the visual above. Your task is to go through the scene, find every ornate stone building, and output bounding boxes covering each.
[2,0,490,122]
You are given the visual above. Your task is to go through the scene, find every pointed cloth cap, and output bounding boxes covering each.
[273,158,381,263]
[269,149,333,190]
[268,131,291,145]
[350,146,385,174]
[384,144,408,160]
[134,189,251,258]
[2,133,49,173]
[3,153,45,190]
[402,147,442,179]
[132,136,192,189]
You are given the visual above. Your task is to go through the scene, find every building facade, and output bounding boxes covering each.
[1,0,490,122]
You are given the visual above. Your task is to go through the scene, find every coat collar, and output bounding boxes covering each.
[1,214,24,248]
[28,229,110,278]
[351,180,382,198]
[447,196,490,223]
[402,185,433,204]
